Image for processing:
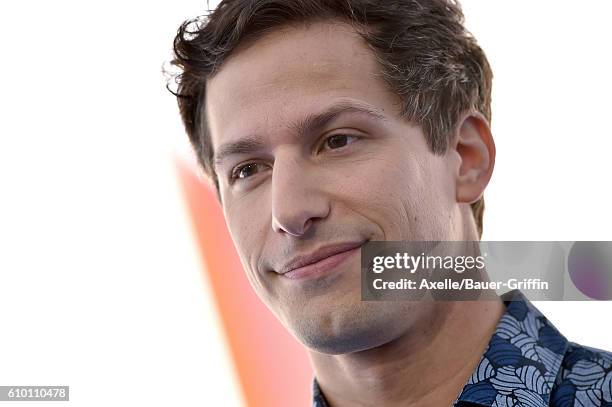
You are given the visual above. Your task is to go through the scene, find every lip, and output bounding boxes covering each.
[280,241,364,280]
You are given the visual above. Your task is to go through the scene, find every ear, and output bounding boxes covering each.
[452,111,496,204]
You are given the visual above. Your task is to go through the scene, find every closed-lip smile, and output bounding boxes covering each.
[278,241,365,280]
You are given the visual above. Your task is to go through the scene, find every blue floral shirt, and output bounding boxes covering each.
[312,291,612,406]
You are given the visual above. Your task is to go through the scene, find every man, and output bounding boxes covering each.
[169,0,612,405]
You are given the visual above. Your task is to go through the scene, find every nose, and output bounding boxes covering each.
[271,155,330,237]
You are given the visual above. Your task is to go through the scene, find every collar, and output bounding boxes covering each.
[312,290,569,407]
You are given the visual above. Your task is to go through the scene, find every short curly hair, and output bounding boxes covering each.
[169,0,493,237]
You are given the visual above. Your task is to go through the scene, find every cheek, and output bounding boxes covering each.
[337,151,452,239]
[224,202,280,303]
[333,154,425,237]
[223,196,270,271]
[407,157,457,239]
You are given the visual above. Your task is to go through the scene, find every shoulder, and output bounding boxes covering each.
[550,342,612,406]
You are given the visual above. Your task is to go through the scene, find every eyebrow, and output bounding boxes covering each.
[212,101,387,168]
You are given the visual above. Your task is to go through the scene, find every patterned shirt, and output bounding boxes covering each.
[312,290,612,406]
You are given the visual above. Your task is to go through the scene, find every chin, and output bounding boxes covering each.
[288,301,408,355]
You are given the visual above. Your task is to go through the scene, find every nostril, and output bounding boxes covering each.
[300,218,313,235]
[272,216,313,237]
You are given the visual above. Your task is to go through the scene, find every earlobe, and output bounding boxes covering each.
[454,112,496,204]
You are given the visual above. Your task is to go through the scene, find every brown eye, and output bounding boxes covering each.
[324,134,357,150]
[233,162,265,180]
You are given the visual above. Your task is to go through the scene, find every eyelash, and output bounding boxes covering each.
[318,133,358,153]
[230,162,267,181]
[229,133,360,182]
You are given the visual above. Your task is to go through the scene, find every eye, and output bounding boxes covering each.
[231,162,267,180]
[322,134,358,151]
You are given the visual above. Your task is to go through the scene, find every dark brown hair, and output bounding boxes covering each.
[168,0,492,237]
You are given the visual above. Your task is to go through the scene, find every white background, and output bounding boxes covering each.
[0,1,610,406]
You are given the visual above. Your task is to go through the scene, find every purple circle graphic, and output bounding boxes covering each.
[568,242,612,300]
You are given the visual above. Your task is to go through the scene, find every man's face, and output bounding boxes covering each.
[206,21,463,353]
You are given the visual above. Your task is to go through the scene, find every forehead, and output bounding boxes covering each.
[205,21,398,150]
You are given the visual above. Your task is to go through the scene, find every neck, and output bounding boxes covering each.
[309,298,504,407]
